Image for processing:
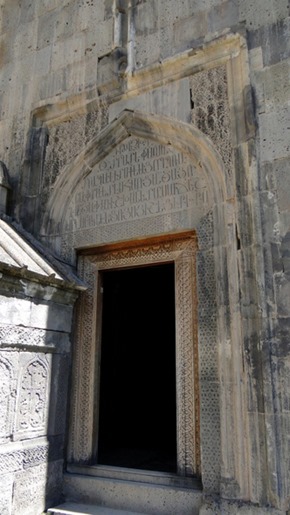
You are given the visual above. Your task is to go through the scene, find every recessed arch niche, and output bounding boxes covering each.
[42,110,239,494]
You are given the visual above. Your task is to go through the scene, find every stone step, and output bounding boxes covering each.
[62,469,203,515]
[48,502,145,515]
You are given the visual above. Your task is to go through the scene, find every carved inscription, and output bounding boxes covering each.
[63,138,210,232]
[17,359,48,433]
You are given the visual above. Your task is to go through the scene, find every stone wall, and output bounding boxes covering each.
[0,271,77,514]
[0,0,290,513]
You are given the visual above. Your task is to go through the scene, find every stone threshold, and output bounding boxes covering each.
[48,503,145,514]
[67,463,202,490]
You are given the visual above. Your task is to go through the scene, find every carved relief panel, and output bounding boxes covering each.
[15,356,50,439]
[58,133,215,262]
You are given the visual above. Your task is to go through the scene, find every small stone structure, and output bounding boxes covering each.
[0,1,290,514]
[0,216,84,514]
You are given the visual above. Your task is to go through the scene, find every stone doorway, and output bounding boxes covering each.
[68,233,201,480]
[97,263,177,473]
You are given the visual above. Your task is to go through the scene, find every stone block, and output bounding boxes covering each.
[0,351,18,443]
[79,2,105,32]
[233,147,250,199]
[201,498,285,513]
[280,237,290,278]
[97,53,120,94]
[36,0,63,17]
[259,106,290,163]
[0,473,13,515]
[212,203,228,248]
[48,354,71,436]
[249,46,264,72]
[246,411,267,503]
[263,59,290,112]
[0,324,71,352]
[0,295,31,326]
[173,12,207,53]
[135,32,161,68]
[0,33,14,67]
[51,34,86,72]
[134,2,158,36]
[275,273,290,318]
[263,412,290,508]
[54,4,80,43]
[95,18,113,57]
[0,296,73,332]
[238,191,278,248]
[20,0,37,24]
[34,45,52,77]
[64,61,86,96]
[259,190,280,243]
[10,53,35,93]
[13,353,51,440]
[239,0,289,30]
[109,78,191,124]
[64,473,203,514]
[14,21,37,59]
[208,0,238,34]
[249,18,290,67]
[272,158,290,214]
[37,10,59,49]
[13,464,47,515]
[12,460,63,515]
[238,245,265,318]
[0,2,21,34]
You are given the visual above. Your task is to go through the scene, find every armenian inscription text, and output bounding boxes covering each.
[64,138,210,231]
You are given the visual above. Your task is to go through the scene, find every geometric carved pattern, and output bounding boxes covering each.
[196,247,221,492]
[0,436,64,475]
[0,445,48,474]
[175,252,200,476]
[68,256,96,462]
[191,65,233,187]
[0,326,47,347]
[69,233,200,477]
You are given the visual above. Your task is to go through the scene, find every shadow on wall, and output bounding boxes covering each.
[0,217,82,514]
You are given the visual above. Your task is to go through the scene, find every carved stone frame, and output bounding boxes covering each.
[68,232,200,478]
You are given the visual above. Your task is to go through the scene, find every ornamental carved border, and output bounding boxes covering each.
[68,233,200,477]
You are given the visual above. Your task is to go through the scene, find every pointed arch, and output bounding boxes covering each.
[42,110,227,241]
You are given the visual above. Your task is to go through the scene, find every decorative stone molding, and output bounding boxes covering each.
[68,233,201,478]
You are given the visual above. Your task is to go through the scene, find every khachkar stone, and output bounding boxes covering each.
[61,137,212,252]
[16,358,49,437]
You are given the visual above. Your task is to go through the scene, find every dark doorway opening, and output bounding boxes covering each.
[97,263,177,473]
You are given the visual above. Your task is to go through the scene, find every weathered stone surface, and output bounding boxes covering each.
[109,78,192,124]
[249,18,290,66]
[64,473,203,515]
[12,460,63,515]
[1,1,290,514]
